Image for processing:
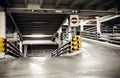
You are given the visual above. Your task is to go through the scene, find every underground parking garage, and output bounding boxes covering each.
[0,0,120,78]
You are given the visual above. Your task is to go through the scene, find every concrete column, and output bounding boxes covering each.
[0,12,6,38]
[68,26,72,40]
[68,16,72,40]
[96,16,101,33]
[19,41,23,53]
[24,45,27,57]
[56,27,63,47]
[58,27,62,41]
[80,19,84,32]
[13,32,18,41]
[0,12,6,58]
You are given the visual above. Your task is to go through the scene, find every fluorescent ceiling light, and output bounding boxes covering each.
[23,35,52,38]
[55,10,62,13]
[31,22,48,24]
[23,40,57,45]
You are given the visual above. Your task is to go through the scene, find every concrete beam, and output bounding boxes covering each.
[84,0,100,9]
[4,0,11,6]
[69,0,80,8]
[99,15,112,21]
[24,0,28,7]
[100,15,120,22]
[6,8,119,15]
[55,0,61,7]
[39,0,44,8]
[97,0,114,9]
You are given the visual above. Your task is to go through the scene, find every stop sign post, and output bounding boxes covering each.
[70,15,79,27]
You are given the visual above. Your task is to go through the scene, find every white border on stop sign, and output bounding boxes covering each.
[70,15,79,27]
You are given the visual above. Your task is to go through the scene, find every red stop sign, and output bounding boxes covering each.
[71,17,77,24]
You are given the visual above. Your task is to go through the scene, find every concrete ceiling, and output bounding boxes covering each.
[0,0,120,41]
[12,13,66,35]
[2,0,120,10]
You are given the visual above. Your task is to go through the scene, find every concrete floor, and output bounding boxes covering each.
[0,38,120,78]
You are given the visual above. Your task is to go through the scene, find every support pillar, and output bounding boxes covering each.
[68,16,72,40]
[19,41,23,53]
[80,19,84,32]
[96,16,101,33]
[24,45,27,57]
[0,12,6,38]
[13,32,18,41]
[68,26,72,40]
[0,12,6,58]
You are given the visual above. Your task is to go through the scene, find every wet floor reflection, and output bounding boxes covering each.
[0,40,120,78]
